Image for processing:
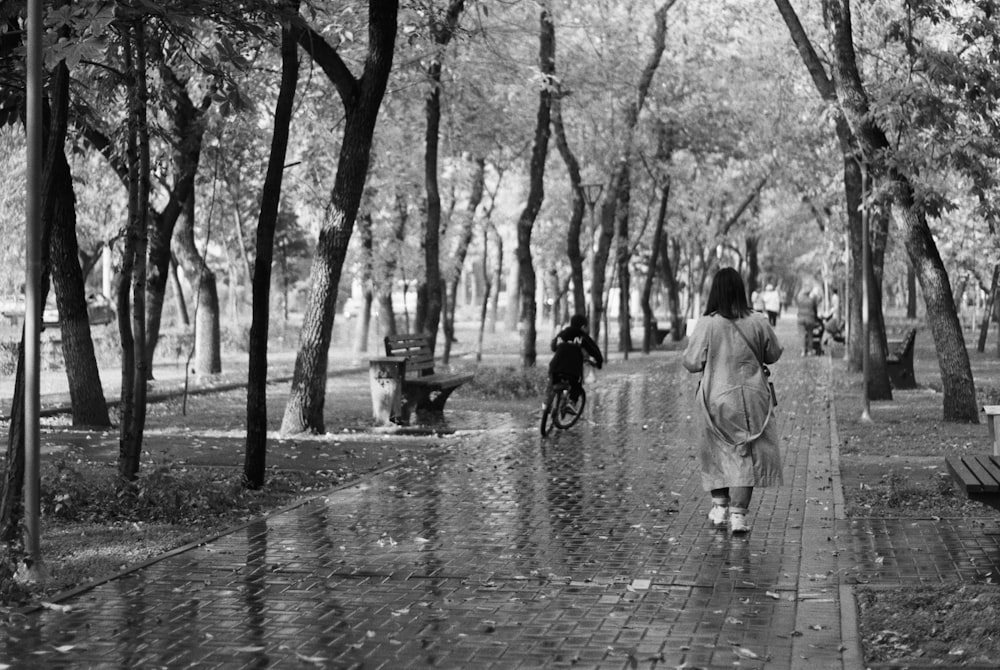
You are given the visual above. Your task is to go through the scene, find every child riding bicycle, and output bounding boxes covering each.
[547,314,604,406]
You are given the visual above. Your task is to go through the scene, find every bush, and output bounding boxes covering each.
[0,340,17,375]
[465,365,548,400]
[221,325,251,353]
[39,459,315,526]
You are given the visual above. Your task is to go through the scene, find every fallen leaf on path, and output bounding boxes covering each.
[39,602,72,613]
[294,652,328,665]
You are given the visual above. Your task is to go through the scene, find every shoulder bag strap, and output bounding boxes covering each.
[730,319,765,371]
[730,318,778,407]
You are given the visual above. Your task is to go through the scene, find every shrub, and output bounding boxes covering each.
[0,340,17,375]
[221,325,251,353]
[465,365,548,400]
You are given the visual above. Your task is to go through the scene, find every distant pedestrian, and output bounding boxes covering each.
[795,284,821,356]
[751,289,765,313]
[762,284,781,326]
[821,287,843,345]
[682,268,784,534]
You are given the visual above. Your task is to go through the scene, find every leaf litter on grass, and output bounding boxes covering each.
[831,342,1000,667]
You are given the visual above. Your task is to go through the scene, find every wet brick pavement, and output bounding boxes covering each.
[3,333,999,669]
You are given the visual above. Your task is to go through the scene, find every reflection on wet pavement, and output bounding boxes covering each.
[9,353,992,668]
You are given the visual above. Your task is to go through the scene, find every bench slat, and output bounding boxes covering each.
[946,456,982,490]
[964,455,1000,493]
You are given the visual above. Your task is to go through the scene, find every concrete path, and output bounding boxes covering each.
[0,322,871,669]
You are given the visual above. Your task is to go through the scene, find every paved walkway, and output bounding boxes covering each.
[6,321,999,668]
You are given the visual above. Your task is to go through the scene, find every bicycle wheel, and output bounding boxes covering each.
[540,388,557,437]
[552,387,586,429]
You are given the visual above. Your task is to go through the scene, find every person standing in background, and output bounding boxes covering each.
[795,284,821,356]
[762,284,781,326]
[752,288,766,314]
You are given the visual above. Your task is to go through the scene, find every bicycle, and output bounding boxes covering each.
[540,360,594,437]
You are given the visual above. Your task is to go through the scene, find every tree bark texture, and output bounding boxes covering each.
[145,62,206,377]
[641,181,668,353]
[615,163,633,355]
[516,7,555,368]
[443,155,484,364]
[416,0,466,351]
[977,263,999,353]
[244,5,300,489]
[46,62,111,426]
[551,93,588,316]
[172,191,221,376]
[823,0,976,421]
[0,340,27,542]
[281,2,398,435]
[773,0,890,390]
[355,210,375,355]
[658,235,684,340]
[118,22,152,480]
[589,3,671,342]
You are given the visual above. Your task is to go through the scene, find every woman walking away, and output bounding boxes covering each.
[682,268,784,534]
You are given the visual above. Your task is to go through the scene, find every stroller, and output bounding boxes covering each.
[813,317,845,355]
[809,321,825,356]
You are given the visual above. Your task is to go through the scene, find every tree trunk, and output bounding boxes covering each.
[0,338,27,542]
[475,230,492,363]
[773,0,891,392]
[977,263,998,353]
[245,4,299,488]
[616,163,632,356]
[416,1,466,353]
[145,62,205,377]
[516,7,555,368]
[45,62,110,426]
[823,0,977,421]
[442,155,484,364]
[551,92,588,315]
[119,21,152,481]
[1,78,57,539]
[173,188,221,376]
[658,235,684,340]
[355,210,375,355]
[746,235,759,295]
[488,227,502,334]
[280,3,398,435]
[376,191,409,339]
[907,262,918,319]
[169,255,190,326]
[642,181,668,354]
[589,3,672,343]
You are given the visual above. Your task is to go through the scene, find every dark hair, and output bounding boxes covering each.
[704,267,752,319]
[570,314,588,330]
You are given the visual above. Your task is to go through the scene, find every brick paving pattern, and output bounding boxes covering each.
[7,324,997,669]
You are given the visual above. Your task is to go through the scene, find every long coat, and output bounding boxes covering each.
[682,312,784,491]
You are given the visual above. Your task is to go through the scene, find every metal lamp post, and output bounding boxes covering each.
[860,161,872,423]
[24,0,44,576]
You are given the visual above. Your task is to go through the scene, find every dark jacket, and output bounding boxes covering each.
[548,326,603,381]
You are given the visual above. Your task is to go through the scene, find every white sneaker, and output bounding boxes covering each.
[708,505,729,526]
[730,512,749,533]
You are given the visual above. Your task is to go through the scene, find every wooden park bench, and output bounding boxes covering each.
[945,406,1000,512]
[886,327,917,389]
[376,333,474,423]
